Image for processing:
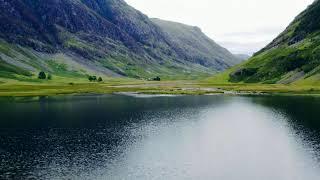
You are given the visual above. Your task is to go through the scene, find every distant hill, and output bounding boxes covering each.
[0,0,239,80]
[226,0,320,84]
[233,54,251,61]
[151,18,242,70]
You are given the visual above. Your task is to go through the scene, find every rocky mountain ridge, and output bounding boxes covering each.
[0,0,240,80]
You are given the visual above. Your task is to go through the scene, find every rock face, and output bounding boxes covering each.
[228,0,320,84]
[0,0,239,79]
[0,0,136,51]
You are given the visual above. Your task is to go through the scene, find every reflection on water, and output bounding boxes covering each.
[0,95,320,179]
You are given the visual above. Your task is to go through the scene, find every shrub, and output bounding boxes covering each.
[47,74,52,80]
[38,71,46,79]
[88,76,97,82]
[153,76,161,81]
[98,77,103,82]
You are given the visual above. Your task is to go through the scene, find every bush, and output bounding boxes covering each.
[88,75,97,82]
[98,77,103,82]
[153,76,161,81]
[47,74,52,80]
[38,71,46,79]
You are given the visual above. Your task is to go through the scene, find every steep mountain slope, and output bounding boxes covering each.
[0,0,238,80]
[151,18,241,70]
[228,0,320,84]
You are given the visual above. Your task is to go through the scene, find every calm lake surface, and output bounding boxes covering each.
[1,94,320,180]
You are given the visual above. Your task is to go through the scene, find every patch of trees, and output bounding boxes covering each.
[149,76,161,81]
[274,52,310,72]
[88,75,97,81]
[88,75,103,82]
[38,72,52,80]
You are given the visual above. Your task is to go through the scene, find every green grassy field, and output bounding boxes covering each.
[1,73,320,97]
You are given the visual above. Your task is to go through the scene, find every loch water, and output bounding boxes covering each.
[1,94,320,180]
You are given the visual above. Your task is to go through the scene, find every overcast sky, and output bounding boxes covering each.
[125,0,314,55]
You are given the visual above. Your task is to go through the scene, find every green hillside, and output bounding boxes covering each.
[217,0,320,85]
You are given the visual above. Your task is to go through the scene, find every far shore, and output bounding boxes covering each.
[1,80,320,97]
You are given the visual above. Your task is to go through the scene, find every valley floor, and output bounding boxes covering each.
[1,77,320,97]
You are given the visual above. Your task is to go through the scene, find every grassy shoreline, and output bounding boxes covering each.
[1,79,320,97]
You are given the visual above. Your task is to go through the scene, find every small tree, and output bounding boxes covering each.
[153,76,161,81]
[47,74,52,80]
[38,71,46,79]
[98,77,103,82]
[88,75,97,82]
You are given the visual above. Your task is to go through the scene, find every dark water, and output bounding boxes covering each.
[1,94,320,180]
